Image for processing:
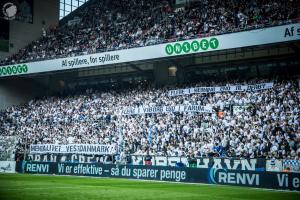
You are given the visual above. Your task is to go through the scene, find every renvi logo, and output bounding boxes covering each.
[165,38,219,55]
[0,64,28,76]
[25,163,49,173]
[208,168,260,186]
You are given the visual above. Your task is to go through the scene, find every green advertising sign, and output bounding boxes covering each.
[165,38,219,55]
[0,64,28,76]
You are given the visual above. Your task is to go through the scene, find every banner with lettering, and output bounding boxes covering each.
[168,82,274,97]
[17,161,300,191]
[29,144,117,155]
[120,104,212,115]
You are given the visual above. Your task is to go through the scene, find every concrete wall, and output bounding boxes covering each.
[0,71,80,110]
[0,77,46,110]
[0,51,10,59]
[0,0,59,59]
[154,62,177,86]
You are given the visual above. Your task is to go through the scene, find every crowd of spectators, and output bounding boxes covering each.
[1,0,299,65]
[0,78,299,160]
[0,136,17,161]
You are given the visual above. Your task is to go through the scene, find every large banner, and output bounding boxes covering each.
[168,82,274,97]
[17,161,300,191]
[29,144,117,155]
[132,156,266,171]
[120,104,212,115]
[1,23,300,77]
[28,154,266,172]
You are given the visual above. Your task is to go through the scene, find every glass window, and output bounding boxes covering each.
[65,4,71,12]
[60,0,88,19]
[78,1,85,7]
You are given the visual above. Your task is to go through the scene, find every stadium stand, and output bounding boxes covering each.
[0,78,299,160]
[0,0,299,65]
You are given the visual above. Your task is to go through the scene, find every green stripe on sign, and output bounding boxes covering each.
[165,44,173,55]
[12,66,17,74]
[209,38,219,49]
[17,65,22,73]
[2,67,7,75]
[174,43,182,54]
[182,42,191,53]
[22,64,28,72]
[191,41,199,52]
[7,66,12,74]
[200,39,209,50]
[0,64,29,76]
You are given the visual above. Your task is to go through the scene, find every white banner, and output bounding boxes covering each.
[233,105,250,114]
[0,23,300,77]
[266,159,283,172]
[29,144,117,155]
[120,104,212,115]
[0,161,16,173]
[168,82,274,96]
